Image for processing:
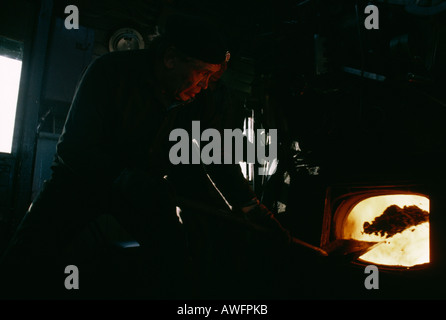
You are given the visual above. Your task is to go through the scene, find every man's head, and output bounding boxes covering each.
[162,48,222,101]
[152,14,230,102]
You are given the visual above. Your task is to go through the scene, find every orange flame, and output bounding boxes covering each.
[342,195,429,267]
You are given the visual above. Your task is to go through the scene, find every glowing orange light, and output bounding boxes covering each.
[342,195,429,267]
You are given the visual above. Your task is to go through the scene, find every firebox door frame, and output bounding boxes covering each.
[321,181,431,272]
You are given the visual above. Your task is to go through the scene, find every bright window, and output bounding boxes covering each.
[0,54,22,153]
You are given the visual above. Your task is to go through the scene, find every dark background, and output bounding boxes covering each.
[2,0,446,300]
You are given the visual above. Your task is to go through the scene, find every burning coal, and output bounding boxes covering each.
[363,205,429,238]
[341,194,430,267]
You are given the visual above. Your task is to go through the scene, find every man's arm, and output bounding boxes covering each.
[54,53,123,187]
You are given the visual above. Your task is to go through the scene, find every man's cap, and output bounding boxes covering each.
[163,13,230,65]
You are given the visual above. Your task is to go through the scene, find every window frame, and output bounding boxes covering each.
[0,36,24,155]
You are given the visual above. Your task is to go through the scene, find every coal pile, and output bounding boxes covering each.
[363,205,429,238]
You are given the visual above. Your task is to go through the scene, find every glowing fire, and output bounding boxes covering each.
[342,194,429,267]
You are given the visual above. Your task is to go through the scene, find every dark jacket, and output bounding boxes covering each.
[52,48,255,211]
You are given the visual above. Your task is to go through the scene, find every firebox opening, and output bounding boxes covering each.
[336,194,429,268]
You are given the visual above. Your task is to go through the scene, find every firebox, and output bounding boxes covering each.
[321,182,430,269]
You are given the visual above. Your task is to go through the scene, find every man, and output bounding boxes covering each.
[0,13,302,299]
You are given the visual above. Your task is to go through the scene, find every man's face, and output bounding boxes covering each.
[164,53,222,102]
